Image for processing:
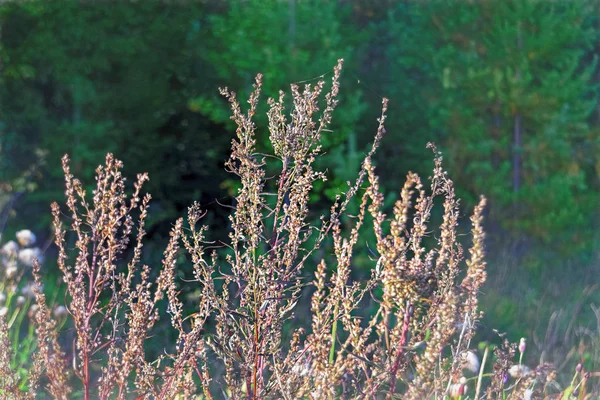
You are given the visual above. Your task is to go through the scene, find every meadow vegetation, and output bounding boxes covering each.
[2,2,600,380]
[0,61,596,400]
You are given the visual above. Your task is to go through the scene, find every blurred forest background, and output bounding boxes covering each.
[0,0,599,362]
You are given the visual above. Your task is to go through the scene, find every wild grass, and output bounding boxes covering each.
[0,60,594,399]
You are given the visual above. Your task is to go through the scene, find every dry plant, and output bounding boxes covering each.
[2,59,575,399]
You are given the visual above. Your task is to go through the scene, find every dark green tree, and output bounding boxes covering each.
[385,0,598,255]
[0,1,370,237]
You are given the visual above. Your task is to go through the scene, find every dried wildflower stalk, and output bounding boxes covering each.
[5,59,500,399]
[43,154,211,399]
[0,314,22,398]
[187,59,490,399]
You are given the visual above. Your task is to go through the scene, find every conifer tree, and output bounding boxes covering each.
[386,0,598,254]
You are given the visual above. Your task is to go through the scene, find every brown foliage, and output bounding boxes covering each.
[3,60,553,400]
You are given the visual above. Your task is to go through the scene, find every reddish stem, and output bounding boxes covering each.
[389,301,412,396]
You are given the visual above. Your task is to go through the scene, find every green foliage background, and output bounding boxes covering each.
[1,0,599,362]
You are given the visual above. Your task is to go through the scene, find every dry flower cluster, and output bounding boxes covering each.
[0,60,592,399]
[0,229,67,395]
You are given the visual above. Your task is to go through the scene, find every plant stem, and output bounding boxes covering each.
[329,303,339,365]
[475,346,489,400]
[390,301,412,397]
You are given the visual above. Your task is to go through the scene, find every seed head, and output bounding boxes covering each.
[518,337,526,354]
[16,229,36,247]
[1,240,19,257]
